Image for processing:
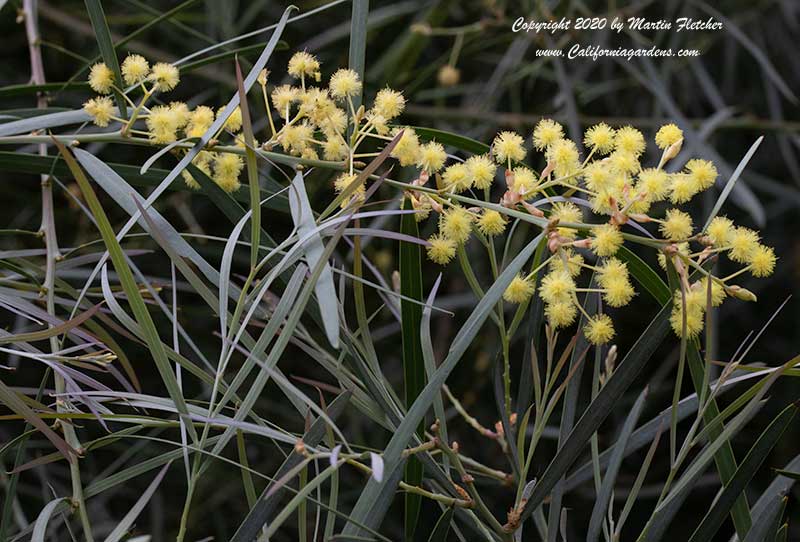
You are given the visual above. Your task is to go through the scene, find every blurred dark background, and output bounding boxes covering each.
[1,1,798,540]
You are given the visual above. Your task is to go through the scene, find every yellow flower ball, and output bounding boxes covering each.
[583,123,616,154]
[416,141,447,173]
[212,153,244,193]
[602,276,635,307]
[439,207,473,244]
[532,119,564,151]
[550,202,582,239]
[539,270,576,304]
[466,155,496,190]
[660,209,693,241]
[83,96,114,127]
[477,210,506,236]
[706,216,734,246]
[328,68,362,99]
[437,65,461,87]
[511,166,538,195]
[728,227,759,263]
[503,275,535,304]
[492,131,526,164]
[427,234,456,265]
[288,51,321,79]
[271,85,299,114]
[591,223,623,257]
[150,62,179,92]
[655,123,683,150]
[685,159,718,191]
[585,314,615,345]
[545,300,578,328]
[186,106,214,138]
[390,128,421,167]
[614,126,646,156]
[121,54,150,86]
[145,105,181,143]
[373,88,406,120]
[88,63,114,94]
[217,106,243,132]
[442,163,471,192]
[637,168,670,201]
[547,139,580,177]
[749,245,776,277]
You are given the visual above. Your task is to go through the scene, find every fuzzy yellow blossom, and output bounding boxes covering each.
[185,106,214,138]
[439,207,473,244]
[539,270,576,304]
[670,292,705,338]
[504,275,535,304]
[477,210,506,236]
[321,108,348,136]
[492,131,526,164]
[669,173,697,204]
[279,123,314,156]
[168,102,190,128]
[637,168,670,201]
[334,173,365,205]
[585,314,615,345]
[427,234,456,265]
[547,139,580,177]
[550,202,582,238]
[603,275,635,307]
[271,85,299,115]
[145,105,181,143]
[728,227,759,263]
[83,96,114,127]
[706,216,734,246]
[288,51,321,79]
[212,153,243,193]
[546,301,578,328]
[582,162,613,192]
[660,209,693,241]
[442,163,471,192]
[655,124,683,149]
[466,155,496,190]
[366,112,389,135]
[608,150,639,174]
[416,141,446,173]
[437,65,460,87]
[217,106,243,132]
[150,63,179,92]
[328,68,362,99]
[322,136,349,161]
[373,88,405,120]
[583,123,616,154]
[685,159,718,191]
[390,128,421,167]
[121,54,149,85]
[614,126,646,156]
[511,167,538,194]
[532,119,564,150]
[749,245,776,277]
[181,151,214,189]
[697,278,726,307]
[550,250,584,277]
[591,224,623,256]
[88,63,114,94]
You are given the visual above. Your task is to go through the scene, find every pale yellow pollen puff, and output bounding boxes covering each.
[477,210,506,236]
[582,162,613,192]
[150,62,180,92]
[416,141,447,173]
[329,68,362,99]
[584,314,615,345]
[659,209,693,241]
[637,168,670,201]
[186,106,214,138]
[550,250,584,277]
[539,270,576,304]
[145,105,181,143]
[655,123,683,150]
[591,223,623,256]
[437,65,460,87]
[532,119,564,150]
[669,173,697,204]
[287,51,321,79]
[749,245,776,277]
[602,275,635,307]
[373,88,406,120]
[390,128,421,167]
[442,163,471,192]
[427,234,456,265]
[121,54,150,86]
[697,278,726,307]
[169,102,190,129]
[88,63,115,94]
[465,155,496,190]
[670,294,705,338]
[366,112,389,135]
[608,150,639,174]
[550,202,582,238]
[491,131,526,164]
[728,227,759,263]
[181,151,214,189]
[439,206,473,244]
[583,123,616,154]
[322,136,349,161]
[685,159,718,191]
[511,166,538,194]
[333,173,365,206]
[212,153,244,193]
[271,85,299,114]
[614,126,646,156]
[547,139,580,177]
[83,96,115,127]
[706,216,734,246]
[503,275,535,304]
[217,106,243,132]
[545,301,578,328]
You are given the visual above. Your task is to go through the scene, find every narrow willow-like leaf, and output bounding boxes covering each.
[587,388,648,542]
[413,126,490,155]
[427,507,454,542]
[289,170,340,349]
[31,497,69,542]
[341,233,543,538]
[348,0,369,112]
[83,0,127,116]
[234,57,261,267]
[741,495,786,542]
[688,402,797,542]
[702,136,763,232]
[54,138,198,443]
[103,462,171,542]
[0,303,99,344]
[399,197,425,541]
[0,109,95,136]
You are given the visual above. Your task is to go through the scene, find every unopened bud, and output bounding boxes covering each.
[726,285,757,302]
[257,69,269,86]
[663,138,683,162]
